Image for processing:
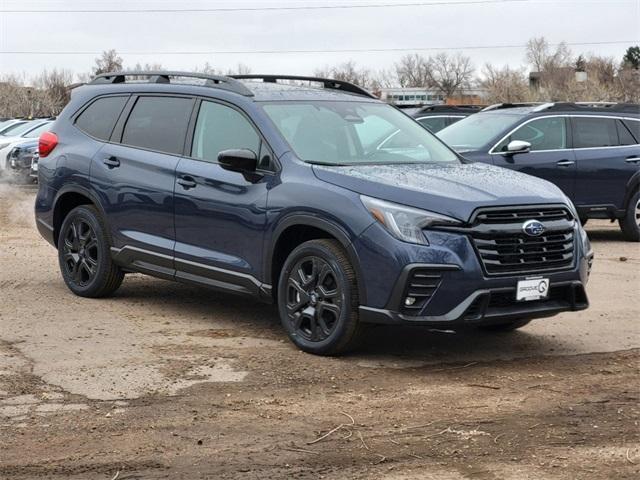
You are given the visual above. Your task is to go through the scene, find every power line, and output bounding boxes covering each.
[0,40,635,56]
[0,0,612,14]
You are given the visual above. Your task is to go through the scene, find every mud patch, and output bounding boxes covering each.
[187,328,239,338]
[167,363,248,394]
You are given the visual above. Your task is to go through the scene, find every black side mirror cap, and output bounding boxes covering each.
[218,149,258,173]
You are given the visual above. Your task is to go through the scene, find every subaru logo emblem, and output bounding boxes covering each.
[522,220,545,236]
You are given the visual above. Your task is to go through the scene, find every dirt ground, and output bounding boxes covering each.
[0,184,638,480]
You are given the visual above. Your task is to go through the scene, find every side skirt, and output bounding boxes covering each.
[110,246,273,303]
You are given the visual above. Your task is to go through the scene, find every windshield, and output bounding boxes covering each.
[2,121,40,137]
[437,113,521,151]
[262,101,459,165]
[24,122,51,138]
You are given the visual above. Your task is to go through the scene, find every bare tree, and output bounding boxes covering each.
[226,63,252,75]
[426,52,474,97]
[525,37,572,72]
[394,53,430,87]
[130,62,164,72]
[480,64,530,103]
[32,69,75,115]
[525,36,574,100]
[369,68,397,93]
[314,61,374,89]
[616,68,640,102]
[93,49,124,75]
[193,62,217,74]
[0,70,75,117]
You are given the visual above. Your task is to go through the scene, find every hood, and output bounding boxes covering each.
[312,162,568,222]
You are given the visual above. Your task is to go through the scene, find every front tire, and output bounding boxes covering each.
[58,205,124,297]
[277,239,362,355]
[619,190,640,242]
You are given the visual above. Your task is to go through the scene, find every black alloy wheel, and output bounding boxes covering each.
[278,239,363,355]
[58,205,124,297]
[62,217,99,287]
[285,256,343,342]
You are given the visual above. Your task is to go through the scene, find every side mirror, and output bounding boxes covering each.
[504,140,531,155]
[218,149,257,173]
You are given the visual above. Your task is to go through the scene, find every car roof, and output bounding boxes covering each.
[81,71,378,104]
[479,102,639,118]
[240,80,377,102]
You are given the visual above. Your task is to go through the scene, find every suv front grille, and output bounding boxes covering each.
[470,206,576,275]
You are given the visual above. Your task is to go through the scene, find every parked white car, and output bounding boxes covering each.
[0,120,53,171]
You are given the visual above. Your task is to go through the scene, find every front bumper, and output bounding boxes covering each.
[359,277,588,326]
[353,222,592,326]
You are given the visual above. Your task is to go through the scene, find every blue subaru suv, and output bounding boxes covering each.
[35,72,592,355]
[438,102,640,241]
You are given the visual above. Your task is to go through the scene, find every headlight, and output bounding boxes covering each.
[579,221,591,252]
[361,195,461,245]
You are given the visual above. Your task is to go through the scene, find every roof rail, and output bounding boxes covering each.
[481,102,543,111]
[416,104,484,114]
[531,102,640,114]
[229,74,376,99]
[89,71,254,96]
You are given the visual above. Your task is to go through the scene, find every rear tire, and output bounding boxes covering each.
[477,319,532,332]
[619,190,640,242]
[58,205,124,297]
[277,239,363,355]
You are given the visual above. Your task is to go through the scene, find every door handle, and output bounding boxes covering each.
[556,159,575,167]
[177,176,197,189]
[103,156,120,168]
[625,156,640,163]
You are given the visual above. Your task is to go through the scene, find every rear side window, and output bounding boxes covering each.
[496,117,567,152]
[572,117,618,148]
[622,119,639,143]
[191,101,261,162]
[122,96,193,155]
[75,96,128,141]
[617,119,638,145]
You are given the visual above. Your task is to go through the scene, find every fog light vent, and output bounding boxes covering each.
[401,267,445,315]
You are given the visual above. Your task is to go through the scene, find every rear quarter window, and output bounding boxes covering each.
[617,119,637,145]
[622,119,639,144]
[75,96,128,141]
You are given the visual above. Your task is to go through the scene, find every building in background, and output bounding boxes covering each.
[378,87,488,107]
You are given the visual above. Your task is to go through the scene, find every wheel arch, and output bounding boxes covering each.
[266,215,366,304]
[52,186,107,247]
[623,170,640,210]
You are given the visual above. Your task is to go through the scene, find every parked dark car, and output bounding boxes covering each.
[438,102,640,241]
[7,139,38,183]
[35,72,592,355]
[412,105,482,133]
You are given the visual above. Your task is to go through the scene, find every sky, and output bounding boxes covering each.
[0,0,639,81]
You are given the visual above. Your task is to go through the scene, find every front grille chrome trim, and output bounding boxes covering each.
[467,205,577,276]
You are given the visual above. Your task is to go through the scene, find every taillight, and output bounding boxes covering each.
[38,131,58,158]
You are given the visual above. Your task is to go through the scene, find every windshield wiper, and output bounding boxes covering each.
[305,160,350,167]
